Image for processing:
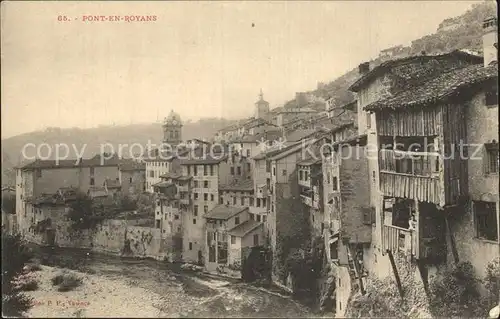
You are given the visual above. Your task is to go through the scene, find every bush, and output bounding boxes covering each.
[24,263,42,272]
[484,257,500,309]
[51,273,83,292]
[429,261,482,317]
[2,231,33,316]
[19,279,39,292]
[346,277,408,318]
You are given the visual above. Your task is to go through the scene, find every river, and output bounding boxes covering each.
[30,246,318,318]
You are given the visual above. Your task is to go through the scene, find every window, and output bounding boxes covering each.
[90,167,95,175]
[233,197,237,205]
[194,205,198,216]
[230,167,235,175]
[474,201,498,241]
[256,214,261,222]
[250,197,254,206]
[256,198,261,207]
[235,217,240,225]
[189,242,193,250]
[204,205,208,213]
[262,198,267,207]
[485,143,499,174]
[273,167,276,176]
[204,165,208,176]
[156,220,161,228]
[253,234,259,246]
[231,235,236,244]
[90,178,95,186]
[327,173,331,184]
[246,163,251,172]
[366,112,371,129]
[204,193,208,201]
[194,180,198,188]
[241,197,245,206]
[204,181,209,188]
[193,218,197,224]
[282,169,287,176]
[237,166,242,175]
[250,213,254,220]
[304,171,309,181]
[246,149,251,157]
[332,177,338,191]
[187,166,191,175]
[211,194,214,201]
[129,177,133,183]
[299,171,303,180]
[194,166,198,175]
[263,215,267,222]
[219,197,224,204]
[194,193,199,200]
[330,241,338,260]
[485,89,498,107]
[210,165,214,176]
[174,215,179,220]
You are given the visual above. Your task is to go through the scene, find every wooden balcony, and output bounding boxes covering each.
[256,184,268,198]
[379,149,441,205]
[300,194,313,207]
[382,224,417,258]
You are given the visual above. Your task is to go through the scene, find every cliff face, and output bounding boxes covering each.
[286,1,497,109]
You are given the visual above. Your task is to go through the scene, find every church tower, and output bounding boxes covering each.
[254,89,270,120]
[162,110,183,146]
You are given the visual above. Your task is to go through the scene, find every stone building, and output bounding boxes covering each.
[343,17,498,311]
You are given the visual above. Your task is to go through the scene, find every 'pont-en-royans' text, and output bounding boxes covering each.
[82,15,157,22]
[57,15,158,22]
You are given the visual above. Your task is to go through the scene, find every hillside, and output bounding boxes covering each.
[284,1,497,109]
[1,118,237,185]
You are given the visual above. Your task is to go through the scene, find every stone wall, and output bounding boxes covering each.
[35,216,173,261]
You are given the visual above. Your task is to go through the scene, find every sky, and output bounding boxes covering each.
[1,0,482,138]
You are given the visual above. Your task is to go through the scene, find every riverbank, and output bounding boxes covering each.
[24,265,168,317]
[22,246,315,317]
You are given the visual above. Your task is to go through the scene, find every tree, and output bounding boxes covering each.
[2,231,33,317]
[67,193,97,230]
[1,192,16,214]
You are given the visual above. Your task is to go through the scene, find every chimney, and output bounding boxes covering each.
[358,62,370,75]
[483,17,498,67]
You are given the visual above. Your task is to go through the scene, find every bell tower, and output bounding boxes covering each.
[162,110,183,146]
[254,89,270,120]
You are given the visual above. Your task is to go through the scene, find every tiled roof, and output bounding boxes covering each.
[252,141,300,160]
[364,64,498,111]
[228,220,263,237]
[88,187,109,198]
[104,178,121,189]
[159,172,193,181]
[349,50,483,92]
[276,107,316,114]
[20,153,127,170]
[119,160,145,171]
[219,178,254,192]
[285,129,318,142]
[297,158,322,166]
[203,205,248,220]
[242,118,276,130]
[152,181,174,188]
[328,100,357,112]
[180,155,227,165]
[269,136,327,161]
[231,130,283,143]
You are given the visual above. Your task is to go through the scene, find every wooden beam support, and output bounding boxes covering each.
[387,250,404,300]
